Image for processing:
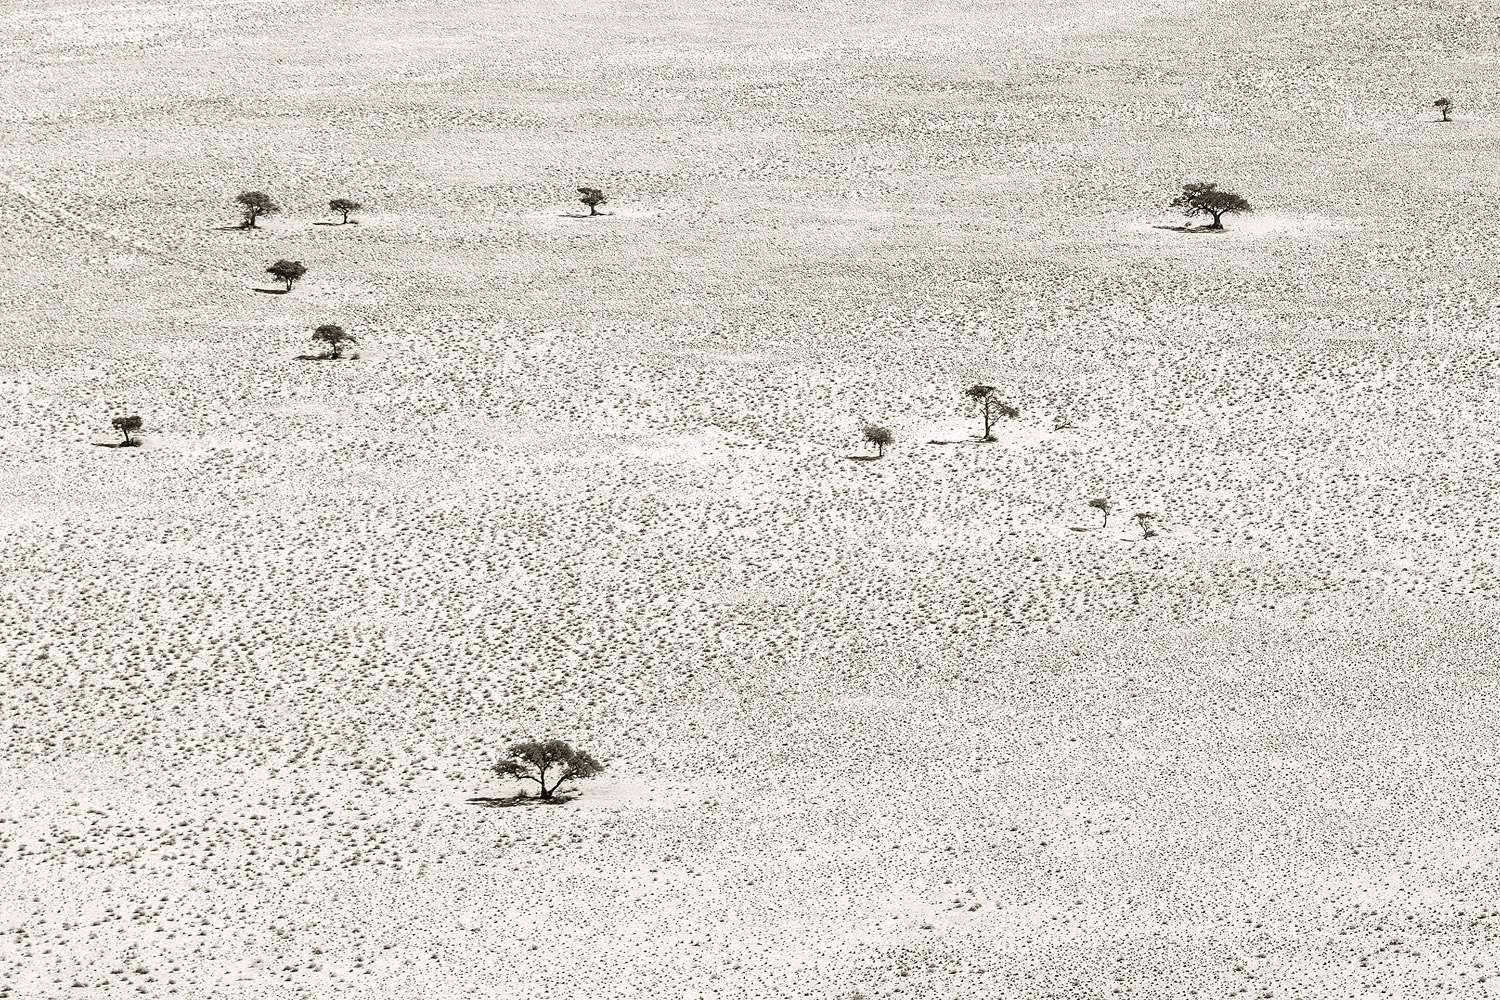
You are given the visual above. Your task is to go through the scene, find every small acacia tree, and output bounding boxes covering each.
[965,385,1019,442]
[236,191,278,229]
[1087,498,1112,528]
[266,259,307,291]
[1135,511,1158,539]
[328,198,362,224]
[1433,97,1453,122]
[313,323,356,358]
[111,414,143,447]
[862,425,895,458]
[493,739,605,800]
[577,187,607,216]
[1168,182,1252,231]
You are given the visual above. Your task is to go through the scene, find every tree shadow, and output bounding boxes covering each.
[846,454,882,462]
[91,441,139,449]
[466,795,575,809]
[558,212,612,218]
[1151,223,1224,234]
[253,287,289,294]
[928,437,994,445]
[213,224,252,231]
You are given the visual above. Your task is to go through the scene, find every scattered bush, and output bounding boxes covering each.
[235,191,278,229]
[965,385,1019,442]
[1168,182,1251,231]
[312,323,357,359]
[862,425,895,458]
[328,198,362,224]
[266,259,307,291]
[111,415,143,447]
[492,739,605,800]
[577,187,608,216]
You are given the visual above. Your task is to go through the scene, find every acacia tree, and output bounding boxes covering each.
[1135,512,1158,539]
[965,385,1019,442]
[1168,182,1252,231]
[312,323,356,358]
[111,415,143,447]
[235,191,279,229]
[493,739,605,799]
[266,259,307,291]
[1087,498,1112,528]
[577,187,607,216]
[862,425,894,458]
[328,198,362,224]
[1433,97,1453,122]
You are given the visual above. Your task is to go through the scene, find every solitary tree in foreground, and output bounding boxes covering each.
[235,191,279,229]
[312,323,356,359]
[1135,511,1158,539]
[965,385,1019,442]
[493,739,605,800]
[1168,182,1252,231]
[111,415,143,447]
[1088,497,1112,528]
[577,187,607,216]
[266,259,307,291]
[862,424,895,458]
[328,198,362,224]
[1433,97,1453,122]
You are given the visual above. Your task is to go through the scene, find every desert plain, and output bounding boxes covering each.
[2,0,1500,997]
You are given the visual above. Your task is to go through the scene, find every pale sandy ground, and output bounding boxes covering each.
[3,0,1500,997]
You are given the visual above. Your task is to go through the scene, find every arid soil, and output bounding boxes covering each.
[3,0,1500,997]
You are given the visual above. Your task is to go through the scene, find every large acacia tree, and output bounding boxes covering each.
[493,739,605,799]
[235,191,279,229]
[1168,182,1252,231]
[965,385,1019,442]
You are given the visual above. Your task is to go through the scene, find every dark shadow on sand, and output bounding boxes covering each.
[466,795,574,809]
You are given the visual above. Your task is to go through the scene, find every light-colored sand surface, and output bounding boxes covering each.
[3,0,1500,996]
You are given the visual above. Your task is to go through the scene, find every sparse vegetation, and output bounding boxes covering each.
[265,259,307,291]
[1135,512,1157,538]
[578,187,607,216]
[1168,182,1252,231]
[492,739,605,799]
[965,385,1019,442]
[1088,497,1111,528]
[110,415,143,447]
[235,191,278,229]
[1433,97,1453,122]
[312,323,356,359]
[862,425,894,458]
[328,198,362,224]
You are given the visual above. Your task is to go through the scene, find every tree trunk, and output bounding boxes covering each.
[1208,212,1224,230]
[1102,512,1109,528]
[340,211,349,224]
